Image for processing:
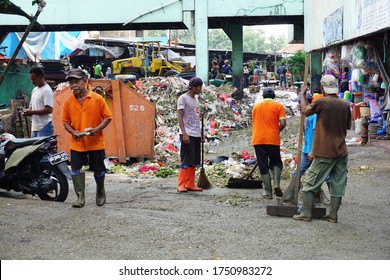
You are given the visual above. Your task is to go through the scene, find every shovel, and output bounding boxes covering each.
[197,114,212,189]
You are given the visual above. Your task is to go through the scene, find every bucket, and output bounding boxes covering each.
[369,123,379,139]
[343,91,352,101]
[369,123,380,133]
[360,106,370,117]
[353,92,362,103]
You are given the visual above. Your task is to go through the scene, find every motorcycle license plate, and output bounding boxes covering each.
[48,152,69,165]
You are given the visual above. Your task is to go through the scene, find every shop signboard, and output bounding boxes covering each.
[356,0,390,36]
[323,7,343,46]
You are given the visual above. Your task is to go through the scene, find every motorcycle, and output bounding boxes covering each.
[0,133,71,202]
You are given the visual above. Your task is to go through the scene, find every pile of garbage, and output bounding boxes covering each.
[107,76,302,185]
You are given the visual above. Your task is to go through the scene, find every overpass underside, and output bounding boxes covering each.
[0,15,303,33]
[1,0,304,88]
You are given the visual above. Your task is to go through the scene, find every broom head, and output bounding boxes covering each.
[197,168,212,189]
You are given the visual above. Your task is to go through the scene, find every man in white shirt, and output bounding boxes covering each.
[22,67,54,137]
[176,77,204,192]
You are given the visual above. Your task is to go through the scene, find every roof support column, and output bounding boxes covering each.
[194,0,209,84]
[224,24,243,92]
[231,24,243,91]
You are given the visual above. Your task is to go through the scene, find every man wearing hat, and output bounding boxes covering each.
[62,69,112,207]
[293,74,351,223]
[285,87,330,204]
[176,77,204,192]
[252,87,286,199]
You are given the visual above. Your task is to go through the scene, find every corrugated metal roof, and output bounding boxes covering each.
[280,44,304,54]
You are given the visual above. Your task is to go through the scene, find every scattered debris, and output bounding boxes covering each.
[106,76,302,183]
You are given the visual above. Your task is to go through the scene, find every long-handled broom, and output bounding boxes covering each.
[197,113,212,189]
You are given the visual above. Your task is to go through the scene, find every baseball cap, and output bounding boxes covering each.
[186,77,203,90]
[263,87,274,95]
[320,74,338,94]
[66,69,86,80]
[263,87,275,98]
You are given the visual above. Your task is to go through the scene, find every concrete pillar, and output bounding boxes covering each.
[194,0,209,84]
[231,24,243,90]
[224,24,243,91]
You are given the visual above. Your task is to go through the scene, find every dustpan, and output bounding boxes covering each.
[226,162,263,189]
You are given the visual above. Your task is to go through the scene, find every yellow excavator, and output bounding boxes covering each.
[111,41,193,78]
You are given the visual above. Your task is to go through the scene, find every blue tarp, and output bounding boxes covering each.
[1,31,83,60]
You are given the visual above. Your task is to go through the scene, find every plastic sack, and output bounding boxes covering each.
[351,69,360,82]
[350,42,366,69]
[355,118,362,134]
[323,48,341,74]
[341,45,353,60]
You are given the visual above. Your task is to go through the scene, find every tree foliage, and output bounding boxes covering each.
[208,29,231,50]
[265,34,287,52]
[282,50,306,81]
[147,27,287,53]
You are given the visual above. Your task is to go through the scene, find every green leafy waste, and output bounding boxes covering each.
[156,166,175,178]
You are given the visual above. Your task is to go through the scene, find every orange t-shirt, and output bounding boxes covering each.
[62,91,112,152]
[252,98,286,146]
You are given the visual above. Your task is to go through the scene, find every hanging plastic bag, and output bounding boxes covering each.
[351,68,360,82]
[323,48,341,74]
[350,42,366,69]
[359,72,365,83]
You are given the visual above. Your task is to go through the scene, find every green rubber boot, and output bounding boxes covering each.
[272,166,283,197]
[322,196,342,223]
[293,191,314,222]
[261,173,273,199]
[95,178,106,206]
[72,172,85,208]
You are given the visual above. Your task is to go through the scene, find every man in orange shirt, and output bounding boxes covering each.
[62,69,112,208]
[252,87,286,199]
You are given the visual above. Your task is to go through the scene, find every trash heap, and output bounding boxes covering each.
[107,76,302,186]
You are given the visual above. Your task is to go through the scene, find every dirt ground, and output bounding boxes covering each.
[1,114,389,260]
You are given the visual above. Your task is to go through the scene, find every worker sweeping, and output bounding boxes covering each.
[176,77,204,192]
[252,87,286,199]
[293,74,351,223]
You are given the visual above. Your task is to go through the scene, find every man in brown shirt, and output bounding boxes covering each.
[293,75,351,223]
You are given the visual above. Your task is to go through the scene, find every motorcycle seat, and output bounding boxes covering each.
[5,136,52,152]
